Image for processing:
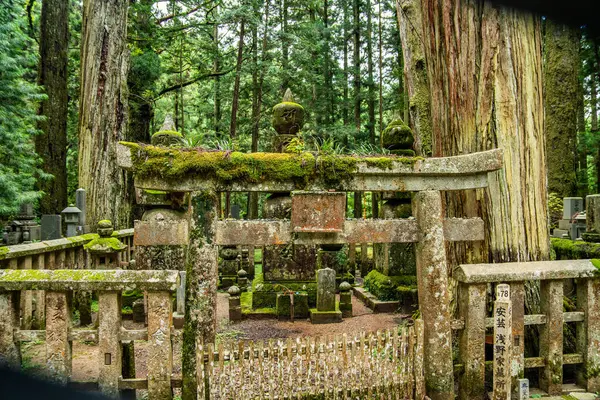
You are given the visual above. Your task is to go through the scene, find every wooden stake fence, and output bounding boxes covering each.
[196,320,425,400]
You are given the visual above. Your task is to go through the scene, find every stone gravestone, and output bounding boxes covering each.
[493,284,512,400]
[75,188,88,234]
[310,268,342,323]
[563,197,584,220]
[41,215,62,240]
[517,378,529,400]
[230,204,241,220]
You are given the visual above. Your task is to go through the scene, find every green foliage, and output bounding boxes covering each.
[551,238,600,260]
[0,2,46,216]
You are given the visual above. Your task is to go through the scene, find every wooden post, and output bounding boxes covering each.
[576,277,600,392]
[412,190,453,399]
[458,282,486,399]
[98,291,122,398]
[19,256,33,329]
[45,291,72,384]
[493,284,512,400]
[539,280,563,395]
[147,291,173,399]
[0,291,20,368]
[182,191,218,400]
[32,254,45,329]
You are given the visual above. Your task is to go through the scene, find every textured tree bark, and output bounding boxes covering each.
[544,20,579,198]
[36,0,69,215]
[343,0,350,127]
[353,0,361,131]
[401,1,549,329]
[396,0,432,156]
[366,0,376,144]
[213,7,222,137]
[229,19,245,138]
[78,0,130,229]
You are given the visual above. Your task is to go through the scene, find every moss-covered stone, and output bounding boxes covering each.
[251,273,317,308]
[276,291,309,319]
[151,130,185,147]
[84,237,127,253]
[382,119,414,150]
[120,142,423,187]
[364,270,417,301]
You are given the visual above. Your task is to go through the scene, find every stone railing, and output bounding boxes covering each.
[453,259,600,399]
[0,229,134,330]
[0,269,178,398]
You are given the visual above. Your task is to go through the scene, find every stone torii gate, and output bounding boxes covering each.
[117,142,503,400]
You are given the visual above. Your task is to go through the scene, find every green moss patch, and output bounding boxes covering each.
[152,130,183,138]
[121,142,423,186]
[364,270,417,301]
[551,238,600,260]
[84,237,126,252]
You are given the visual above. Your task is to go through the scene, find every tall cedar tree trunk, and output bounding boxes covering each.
[353,0,361,132]
[280,0,289,92]
[378,0,383,136]
[544,20,579,198]
[343,0,350,127]
[577,31,588,198]
[78,0,130,229]
[396,0,432,156]
[36,0,68,214]
[366,0,375,144]
[411,1,549,316]
[213,5,221,136]
[230,19,245,138]
[592,74,600,191]
[323,0,334,124]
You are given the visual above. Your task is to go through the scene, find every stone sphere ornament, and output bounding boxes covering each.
[228,285,241,296]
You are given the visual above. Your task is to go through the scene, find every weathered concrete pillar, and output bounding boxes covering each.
[458,282,486,400]
[45,291,72,384]
[0,291,20,368]
[182,191,218,400]
[147,291,173,399]
[576,278,600,392]
[539,280,563,395]
[98,292,122,398]
[584,194,600,242]
[412,190,454,400]
[510,282,525,396]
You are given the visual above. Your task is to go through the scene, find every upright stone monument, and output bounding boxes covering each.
[75,188,88,234]
[41,215,62,241]
[253,90,319,314]
[583,194,600,242]
[309,268,342,323]
[553,197,585,239]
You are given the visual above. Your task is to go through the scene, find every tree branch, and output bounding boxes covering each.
[156,68,236,97]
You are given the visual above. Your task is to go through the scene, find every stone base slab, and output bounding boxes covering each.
[309,309,342,324]
[352,286,399,313]
[552,228,569,238]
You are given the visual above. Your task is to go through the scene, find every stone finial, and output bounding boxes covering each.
[382,119,415,156]
[339,281,352,292]
[237,269,247,278]
[161,114,176,132]
[282,88,295,103]
[272,88,305,136]
[97,220,114,237]
[228,285,241,296]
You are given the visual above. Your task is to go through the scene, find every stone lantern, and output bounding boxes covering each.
[61,204,82,237]
[84,220,126,269]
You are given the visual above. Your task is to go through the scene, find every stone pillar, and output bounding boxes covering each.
[98,291,122,398]
[493,284,512,400]
[576,277,600,392]
[45,291,72,384]
[584,194,600,242]
[228,286,242,322]
[540,280,563,395]
[510,282,525,397]
[338,281,352,318]
[458,282,486,400]
[219,245,239,288]
[32,254,45,329]
[0,291,20,368]
[76,188,88,233]
[413,190,454,400]
[19,255,33,329]
[237,269,248,290]
[182,191,218,400]
[147,291,173,399]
